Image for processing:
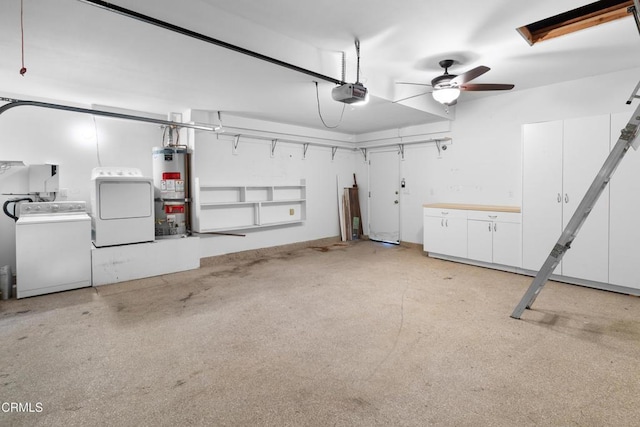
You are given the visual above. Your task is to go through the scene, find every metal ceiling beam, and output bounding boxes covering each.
[77,0,344,85]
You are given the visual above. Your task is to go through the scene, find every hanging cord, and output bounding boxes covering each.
[92,115,103,167]
[314,81,346,129]
[19,0,27,75]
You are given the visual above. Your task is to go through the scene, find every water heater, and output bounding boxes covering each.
[152,146,190,238]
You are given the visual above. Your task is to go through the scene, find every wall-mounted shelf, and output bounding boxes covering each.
[194,179,306,232]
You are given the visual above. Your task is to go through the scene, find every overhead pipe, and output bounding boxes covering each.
[77,0,344,86]
[0,98,219,132]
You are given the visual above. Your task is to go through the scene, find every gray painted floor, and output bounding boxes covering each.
[1,239,639,426]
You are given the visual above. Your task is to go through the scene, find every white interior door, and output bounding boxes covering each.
[368,150,400,244]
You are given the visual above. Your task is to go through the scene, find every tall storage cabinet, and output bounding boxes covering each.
[522,115,610,283]
[609,111,640,290]
[522,121,563,274]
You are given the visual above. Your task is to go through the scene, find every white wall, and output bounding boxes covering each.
[188,112,357,258]
[3,66,639,269]
[366,67,640,245]
[429,67,639,207]
[0,102,358,269]
[0,102,164,271]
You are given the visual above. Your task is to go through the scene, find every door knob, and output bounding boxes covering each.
[394,200,399,204]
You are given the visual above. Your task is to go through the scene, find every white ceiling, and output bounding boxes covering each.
[1,0,639,135]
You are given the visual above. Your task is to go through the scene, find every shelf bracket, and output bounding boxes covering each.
[232,135,240,155]
[435,139,442,158]
[398,144,405,160]
[302,143,309,160]
[360,148,367,162]
[271,139,278,158]
[331,146,338,161]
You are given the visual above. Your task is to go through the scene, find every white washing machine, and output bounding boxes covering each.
[91,167,155,247]
[16,201,91,298]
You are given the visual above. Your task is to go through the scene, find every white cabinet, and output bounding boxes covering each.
[194,179,306,232]
[522,121,563,273]
[423,208,467,258]
[522,115,610,283]
[609,111,640,290]
[467,211,521,267]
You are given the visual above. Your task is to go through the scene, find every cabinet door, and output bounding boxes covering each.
[467,220,493,263]
[443,217,468,259]
[522,121,563,272]
[561,115,610,283]
[493,221,522,267]
[609,111,640,289]
[423,214,445,254]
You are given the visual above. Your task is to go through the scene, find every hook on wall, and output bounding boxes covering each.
[360,148,367,162]
[331,146,338,161]
[434,139,449,158]
[303,143,309,160]
[232,135,240,155]
[398,144,405,161]
[271,139,278,158]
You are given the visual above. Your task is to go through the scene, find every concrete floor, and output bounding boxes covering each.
[1,238,639,426]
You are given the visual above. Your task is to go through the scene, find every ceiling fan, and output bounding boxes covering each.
[395,59,514,106]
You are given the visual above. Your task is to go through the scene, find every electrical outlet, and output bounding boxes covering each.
[289,208,295,216]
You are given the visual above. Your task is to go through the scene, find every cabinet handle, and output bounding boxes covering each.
[557,193,561,203]
[494,223,497,232]
[488,223,491,232]
[445,219,449,227]
[441,219,444,227]
[441,211,449,215]
[564,193,569,203]
[488,215,497,219]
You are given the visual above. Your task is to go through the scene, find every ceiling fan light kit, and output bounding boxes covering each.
[432,87,461,105]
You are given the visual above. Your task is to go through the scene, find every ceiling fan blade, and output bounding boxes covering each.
[392,91,432,103]
[395,81,432,87]
[461,83,514,91]
[450,65,490,85]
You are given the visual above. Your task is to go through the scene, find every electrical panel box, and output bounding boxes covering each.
[29,164,59,193]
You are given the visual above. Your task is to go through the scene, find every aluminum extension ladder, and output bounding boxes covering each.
[511,93,640,319]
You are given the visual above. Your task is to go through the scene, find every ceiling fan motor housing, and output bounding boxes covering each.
[432,59,457,89]
[431,73,456,89]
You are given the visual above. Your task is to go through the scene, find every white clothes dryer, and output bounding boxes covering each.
[90,167,155,247]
